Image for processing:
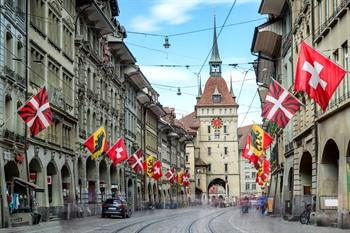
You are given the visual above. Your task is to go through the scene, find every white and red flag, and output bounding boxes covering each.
[241,135,259,165]
[107,138,128,165]
[18,86,53,136]
[294,41,347,110]
[182,171,190,187]
[127,149,143,173]
[165,167,176,185]
[262,80,301,128]
[152,160,162,180]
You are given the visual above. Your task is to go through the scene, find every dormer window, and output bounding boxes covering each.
[212,95,221,103]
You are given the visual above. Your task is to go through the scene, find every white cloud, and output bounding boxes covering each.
[130,0,259,32]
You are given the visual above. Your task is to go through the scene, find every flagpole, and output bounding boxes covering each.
[269,77,306,108]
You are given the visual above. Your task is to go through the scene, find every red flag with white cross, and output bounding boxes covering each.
[127,149,144,173]
[294,41,347,110]
[152,160,162,180]
[107,138,128,165]
[262,80,301,128]
[17,86,53,136]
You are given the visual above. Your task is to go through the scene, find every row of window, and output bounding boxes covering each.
[31,0,74,58]
[245,183,257,191]
[4,30,25,78]
[30,45,73,106]
[245,172,257,179]
[207,125,227,133]
[200,108,234,115]
[207,163,228,172]
[207,147,229,155]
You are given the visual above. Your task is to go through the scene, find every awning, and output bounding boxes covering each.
[125,66,150,91]
[108,39,136,64]
[148,103,166,117]
[251,19,282,59]
[78,1,115,35]
[136,92,151,105]
[254,58,275,85]
[258,0,286,16]
[253,31,281,58]
[13,177,44,192]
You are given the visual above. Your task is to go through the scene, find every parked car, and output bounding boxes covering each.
[102,198,132,218]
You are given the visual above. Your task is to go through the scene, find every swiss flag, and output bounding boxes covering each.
[152,160,162,180]
[127,149,144,173]
[241,135,259,165]
[294,41,347,110]
[107,138,128,165]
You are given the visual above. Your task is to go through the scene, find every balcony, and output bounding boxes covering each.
[4,65,15,79]
[3,129,15,141]
[16,6,25,22]
[4,0,14,9]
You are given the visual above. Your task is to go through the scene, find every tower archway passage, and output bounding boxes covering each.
[208,178,226,204]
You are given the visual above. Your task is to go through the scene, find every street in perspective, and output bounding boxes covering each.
[0,0,350,232]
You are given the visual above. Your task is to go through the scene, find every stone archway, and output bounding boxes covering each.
[208,178,226,203]
[110,165,118,198]
[153,184,157,204]
[99,160,108,202]
[319,139,339,203]
[61,164,72,203]
[86,158,97,203]
[77,157,83,203]
[127,179,134,211]
[148,183,152,204]
[29,158,44,206]
[5,161,20,208]
[47,161,60,206]
[300,152,312,195]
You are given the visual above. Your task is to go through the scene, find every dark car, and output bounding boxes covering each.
[102,198,132,218]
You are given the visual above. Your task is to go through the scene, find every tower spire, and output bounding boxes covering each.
[196,75,202,102]
[230,74,233,94]
[209,15,222,77]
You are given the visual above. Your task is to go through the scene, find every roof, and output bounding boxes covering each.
[196,77,238,107]
[195,158,208,167]
[237,124,253,150]
[179,112,200,134]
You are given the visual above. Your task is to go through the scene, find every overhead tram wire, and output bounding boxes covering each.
[239,90,258,128]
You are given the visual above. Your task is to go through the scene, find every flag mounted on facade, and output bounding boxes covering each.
[152,160,162,180]
[144,155,154,178]
[250,124,273,156]
[256,158,270,186]
[165,167,176,185]
[176,171,184,186]
[182,170,190,187]
[107,138,128,165]
[127,149,144,173]
[262,80,301,128]
[241,134,259,165]
[84,127,109,160]
[294,41,347,110]
[17,86,53,137]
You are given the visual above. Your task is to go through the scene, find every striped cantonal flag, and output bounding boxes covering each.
[17,86,53,136]
[262,80,301,128]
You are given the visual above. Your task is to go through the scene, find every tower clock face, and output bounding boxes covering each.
[211,117,223,129]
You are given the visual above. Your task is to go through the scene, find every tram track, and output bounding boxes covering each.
[186,208,231,233]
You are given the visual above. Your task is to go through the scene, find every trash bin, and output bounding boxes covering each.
[31,213,41,225]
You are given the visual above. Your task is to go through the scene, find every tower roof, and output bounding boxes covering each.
[209,16,222,64]
[195,76,238,107]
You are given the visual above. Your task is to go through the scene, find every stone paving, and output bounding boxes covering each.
[0,206,349,233]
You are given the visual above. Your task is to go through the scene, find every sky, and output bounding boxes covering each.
[118,0,266,127]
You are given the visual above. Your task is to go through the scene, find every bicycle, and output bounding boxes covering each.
[299,201,312,224]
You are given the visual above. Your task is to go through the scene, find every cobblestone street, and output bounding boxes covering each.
[0,206,349,233]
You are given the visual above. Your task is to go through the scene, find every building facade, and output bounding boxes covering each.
[252,0,350,228]
[182,20,240,204]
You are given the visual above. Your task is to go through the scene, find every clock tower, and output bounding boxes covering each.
[181,17,240,204]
